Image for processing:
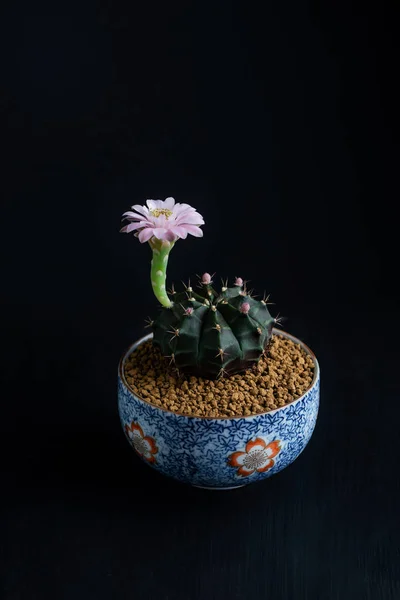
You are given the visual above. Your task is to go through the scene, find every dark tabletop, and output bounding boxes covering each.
[1,2,399,599]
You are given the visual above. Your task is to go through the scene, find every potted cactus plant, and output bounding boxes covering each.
[118,197,320,489]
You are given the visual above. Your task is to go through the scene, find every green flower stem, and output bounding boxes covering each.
[149,238,175,308]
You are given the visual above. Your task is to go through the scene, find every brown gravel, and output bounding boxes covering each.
[123,335,315,418]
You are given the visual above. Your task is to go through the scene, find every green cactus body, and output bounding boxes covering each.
[152,279,275,378]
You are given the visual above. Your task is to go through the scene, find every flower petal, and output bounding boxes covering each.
[175,212,205,226]
[245,438,267,454]
[170,226,188,239]
[152,227,168,240]
[122,211,145,221]
[130,205,149,217]
[156,214,168,227]
[126,432,136,443]
[120,222,144,233]
[163,197,175,209]
[228,451,246,467]
[129,422,144,438]
[144,436,158,454]
[184,225,203,237]
[265,440,281,459]
[164,229,178,242]
[172,203,197,217]
[138,228,155,243]
[237,465,255,477]
[152,227,178,242]
[257,458,274,473]
[139,439,154,458]
[146,200,156,210]
[146,199,165,210]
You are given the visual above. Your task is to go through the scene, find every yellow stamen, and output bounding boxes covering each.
[151,208,173,218]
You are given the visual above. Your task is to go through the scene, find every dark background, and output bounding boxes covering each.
[1,1,399,599]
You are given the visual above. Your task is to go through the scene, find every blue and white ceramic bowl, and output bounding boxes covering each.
[118,330,320,489]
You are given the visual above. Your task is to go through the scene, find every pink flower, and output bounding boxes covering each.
[234,277,243,287]
[121,197,205,243]
[201,272,212,284]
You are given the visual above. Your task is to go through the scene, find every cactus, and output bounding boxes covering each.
[151,274,275,378]
[121,198,278,378]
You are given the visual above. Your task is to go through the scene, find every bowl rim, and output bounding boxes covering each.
[118,328,320,421]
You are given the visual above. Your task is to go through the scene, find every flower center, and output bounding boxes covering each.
[150,208,173,218]
[243,449,268,470]
[132,434,148,455]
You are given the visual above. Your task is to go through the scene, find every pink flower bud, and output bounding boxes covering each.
[202,273,212,284]
[234,277,243,287]
[184,307,194,316]
[240,302,250,314]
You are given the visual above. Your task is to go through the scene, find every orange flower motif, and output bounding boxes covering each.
[228,438,281,477]
[125,422,158,463]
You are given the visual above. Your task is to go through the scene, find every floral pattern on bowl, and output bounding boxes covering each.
[228,438,281,478]
[124,421,158,464]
